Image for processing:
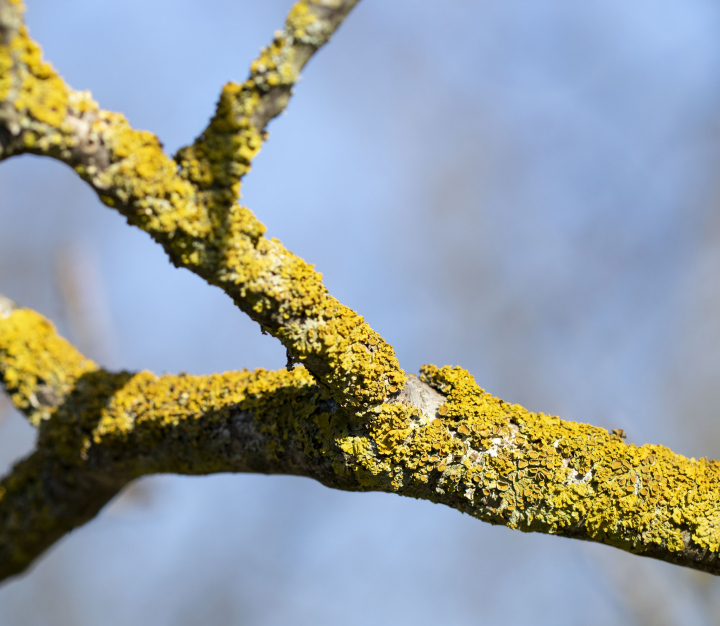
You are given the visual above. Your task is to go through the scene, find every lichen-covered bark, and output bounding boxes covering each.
[0,0,404,418]
[175,0,361,202]
[2,0,720,584]
[0,296,96,425]
[0,452,123,582]
[2,304,720,580]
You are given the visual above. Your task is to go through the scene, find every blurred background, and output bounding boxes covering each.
[2,0,720,623]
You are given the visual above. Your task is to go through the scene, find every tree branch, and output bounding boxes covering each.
[3,303,720,579]
[175,0,361,201]
[0,301,344,580]
[2,0,720,584]
[0,0,403,418]
[0,450,123,583]
[0,295,96,426]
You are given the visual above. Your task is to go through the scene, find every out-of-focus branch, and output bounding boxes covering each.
[0,0,403,419]
[0,294,96,425]
[0,395,9,427]
[55,243,117,366]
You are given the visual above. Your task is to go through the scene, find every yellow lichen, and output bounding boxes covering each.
[414,365,720,554]
[0,46,12,103]
[3,24,68,128]
[2,0,401,418]
[8,0,719,573]
[0,308,96,425]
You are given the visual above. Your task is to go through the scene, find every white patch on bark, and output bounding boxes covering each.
[392,374,445,426]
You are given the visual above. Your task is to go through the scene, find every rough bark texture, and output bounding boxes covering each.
[2,0,720,583]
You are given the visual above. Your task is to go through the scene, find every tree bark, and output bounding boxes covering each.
[2,0,720,583]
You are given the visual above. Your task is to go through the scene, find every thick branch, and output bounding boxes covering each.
[0,0,404,418]
[2,0,720,584]
[0,338,346,579]
[0,451,123,582]
[2,305,720,580]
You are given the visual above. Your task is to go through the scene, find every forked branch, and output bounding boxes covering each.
[2,0,720,582]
